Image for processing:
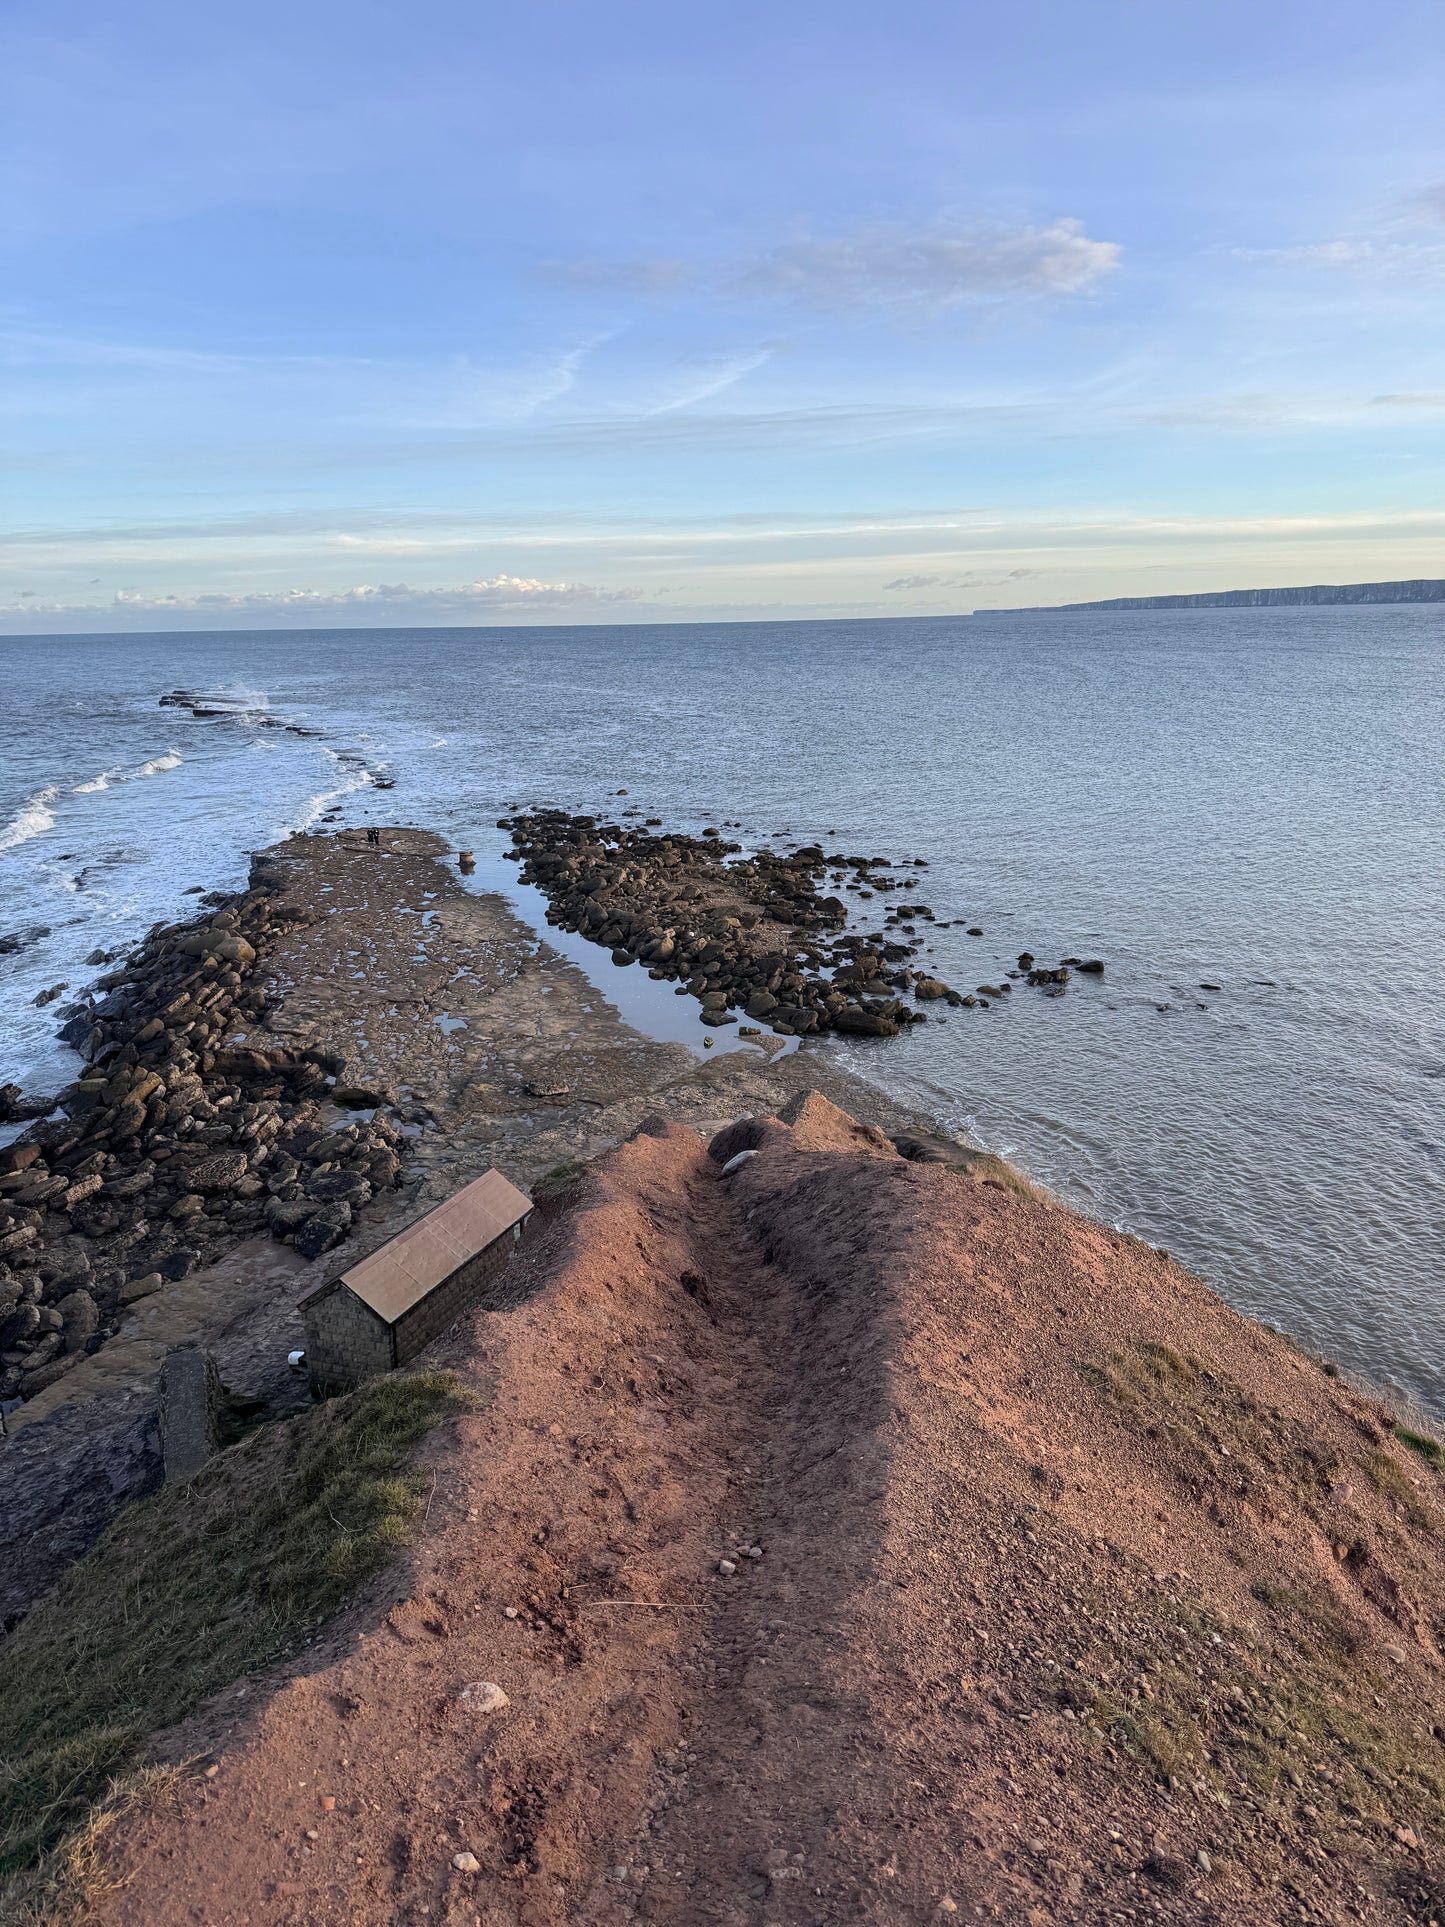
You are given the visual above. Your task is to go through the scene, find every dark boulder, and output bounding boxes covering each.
[294,1201,352,1260]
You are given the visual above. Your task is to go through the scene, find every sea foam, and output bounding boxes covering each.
[0,786,59,854]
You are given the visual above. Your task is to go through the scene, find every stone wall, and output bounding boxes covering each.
[392,1224,523,1366]
[303,1281,394,1393]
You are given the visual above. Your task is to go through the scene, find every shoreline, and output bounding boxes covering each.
[5,823,1445,1921]
[0,822,973,1621]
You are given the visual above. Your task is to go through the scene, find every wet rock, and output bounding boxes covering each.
[833,1005,899,1038]
[305,1169,373,1207]
[293,1201,352,1260]
[266,1196,319,1236]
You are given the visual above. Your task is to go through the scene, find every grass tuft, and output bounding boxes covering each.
[0,1368,469,1894]
[1394,1424,1443,1467]
[1361,1449,1434,1532]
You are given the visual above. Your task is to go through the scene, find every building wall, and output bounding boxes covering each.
[303,1282,394,1393]
[393,1224,523,1366]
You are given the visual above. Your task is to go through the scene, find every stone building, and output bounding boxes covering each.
[300,1167,532,1392]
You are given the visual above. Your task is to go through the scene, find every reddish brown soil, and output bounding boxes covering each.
[95,1095,1445,1926]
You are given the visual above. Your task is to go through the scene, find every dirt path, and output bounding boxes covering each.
[92,1095,1445,1926]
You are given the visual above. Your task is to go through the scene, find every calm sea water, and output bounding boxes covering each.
[2,612,1443,1410]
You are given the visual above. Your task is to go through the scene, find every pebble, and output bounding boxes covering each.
[1196,1850,1212,1875]
[453,1851,482,1873]
[1383,1643,1407,1663]
[503,1606,519,1619]
[459,1681,510,1714]
[718,1558,737,1576]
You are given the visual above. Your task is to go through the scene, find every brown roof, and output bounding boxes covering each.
[338,1167,532,1324]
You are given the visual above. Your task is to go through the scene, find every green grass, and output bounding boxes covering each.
[1395,1423,1444,1466]
[0,1369,469,1891]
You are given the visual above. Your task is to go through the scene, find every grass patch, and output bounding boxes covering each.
[1395,1424,1443,1467]
[1080,1338,1348,1527]
[532,1157,590,1205]
[1362,1449,1434,1532]
[0,1369,469,1890]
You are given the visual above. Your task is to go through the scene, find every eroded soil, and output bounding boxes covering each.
[93,1096,1445,1927]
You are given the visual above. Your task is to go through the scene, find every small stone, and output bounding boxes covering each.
[459,1681,509,1714]
[1383,1643,1407,1663]
[452,1851,481,1874]
[321,1796,335,1811]
[718,1558,737,1576]
[1396,1825,1419,1849]
[746,1546,763,1559]
[503,1606,519,1619]
[305,1828,319,1841]
[204,1764,220,1779]
[1197,1850,1212,1875]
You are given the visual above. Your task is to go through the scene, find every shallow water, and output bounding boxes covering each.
[2,611,1442,1410]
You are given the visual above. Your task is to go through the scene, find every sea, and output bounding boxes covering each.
[2,612,1443,1413]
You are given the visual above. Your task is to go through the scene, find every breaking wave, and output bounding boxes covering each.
[292,752,375,832]
[0,786,59,854]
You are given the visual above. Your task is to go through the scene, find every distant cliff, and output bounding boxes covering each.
[996,577,1445,613]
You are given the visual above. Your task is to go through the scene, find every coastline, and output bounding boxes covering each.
[5,821,1445,1924]
[0,823,967,1621]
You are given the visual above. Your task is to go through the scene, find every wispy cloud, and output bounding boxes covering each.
[0,575,643,633]
[1370,391,1445,408]
[646,347,775,414]
[1235,187,1445,278]
[1238,238,1445,275]
[551,215,1121,316]
[884,569,1033,591]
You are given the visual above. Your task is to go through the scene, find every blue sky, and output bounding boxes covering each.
[3,0,1443,628]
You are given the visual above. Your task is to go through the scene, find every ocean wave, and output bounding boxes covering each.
[73,770,113,793]
[293,755,376,832]
[137,749,182,777]
[0,786,59,854]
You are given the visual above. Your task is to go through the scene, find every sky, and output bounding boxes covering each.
[2,0,1443,630]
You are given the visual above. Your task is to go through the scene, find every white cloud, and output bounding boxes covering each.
[884,569,1033,591]
[0,575,644,632]
[550,215,1120,316]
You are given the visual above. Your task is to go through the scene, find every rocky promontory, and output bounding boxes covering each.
[504,807,975,1037]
